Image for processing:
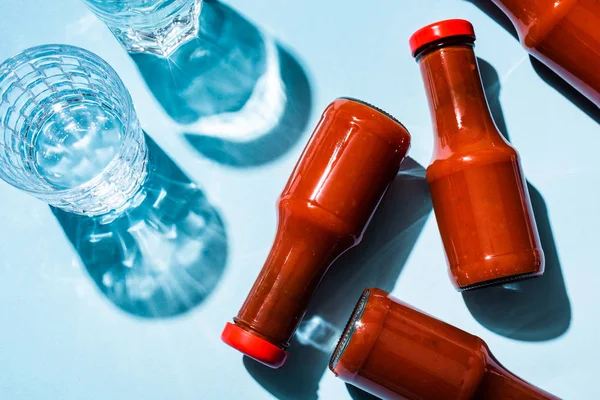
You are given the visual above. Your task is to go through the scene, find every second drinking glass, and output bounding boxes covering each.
[81,0,202,56]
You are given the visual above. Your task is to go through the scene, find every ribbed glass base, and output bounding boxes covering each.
[84,0,203,57]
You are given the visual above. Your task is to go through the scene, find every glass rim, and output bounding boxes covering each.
[0,44,119,87]
[0,44,142,197]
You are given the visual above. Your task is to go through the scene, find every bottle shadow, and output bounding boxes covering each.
[243,158,433,399]
[466,0,600,123]
[52,134,228,318]
[131,0,313,167]
[460,58,571,341]
[346,384,381,400]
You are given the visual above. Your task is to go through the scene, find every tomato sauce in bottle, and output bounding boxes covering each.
[330,288,559,400]
[410,19,544,290]
[221,98,411,368]
[491,0,600,106]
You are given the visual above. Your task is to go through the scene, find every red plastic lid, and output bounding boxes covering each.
[221,322,288,369]
[409,19,476,57]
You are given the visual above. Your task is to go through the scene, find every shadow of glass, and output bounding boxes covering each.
[131,0,312,167]
[52,134,228,318]
[243,158,433,399]
[461,58,571,341]
[466,0,600,124]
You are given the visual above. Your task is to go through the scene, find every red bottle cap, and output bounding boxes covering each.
[221,322,288,369]
[409,19,476,57]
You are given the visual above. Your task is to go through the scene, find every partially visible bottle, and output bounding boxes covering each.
[221,98,411,369]
[490,0,600,106]
[410,19,544,290]
[0,45,148,220]
[330,288,559,400]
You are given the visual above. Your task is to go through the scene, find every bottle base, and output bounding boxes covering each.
[451,249,545,291]
[458,270,543,292]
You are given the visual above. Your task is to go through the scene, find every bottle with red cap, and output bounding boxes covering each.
[486,0,600,106]
[330,288,559,400]
[222,98,411,368]
[409,20,544,290]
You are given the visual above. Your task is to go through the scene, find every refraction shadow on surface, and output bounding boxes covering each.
[466,0,600,124]
[461,58,571,341]
[52,134,227,318]
[131,0,312,167]
[243,158,432,400]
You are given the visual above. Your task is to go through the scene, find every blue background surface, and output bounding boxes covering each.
[0,0,598,399]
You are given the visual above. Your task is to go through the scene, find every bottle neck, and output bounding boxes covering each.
[236,206,354,347]
[475,355,559,400]
[416,40,500,158]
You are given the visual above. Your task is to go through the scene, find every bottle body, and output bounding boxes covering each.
[413,25,543,290]
[428,148,544,289]
[330,288,559,400]
[223,98,411,367]
[492,0,600,106]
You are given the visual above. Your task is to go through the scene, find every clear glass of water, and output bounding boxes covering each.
[0,44,148,218]
[81,0,202,56]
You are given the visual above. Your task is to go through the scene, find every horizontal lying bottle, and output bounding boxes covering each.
[491,0,600,106]
[331,288,559,400]
[222,98,411,368]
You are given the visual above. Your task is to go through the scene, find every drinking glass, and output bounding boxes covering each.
[0,44,148,218]
[81,0,202,56]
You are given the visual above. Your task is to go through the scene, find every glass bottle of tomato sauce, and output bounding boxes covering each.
[221,98,411,368]
[330,288,559,400]
[410,19,544,290]
[491,0,600,106]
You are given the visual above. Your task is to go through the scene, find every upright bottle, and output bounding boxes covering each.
[410,20,544,290]
[491,0,600,106]
[330,288,559,400]
[221,98,411,368]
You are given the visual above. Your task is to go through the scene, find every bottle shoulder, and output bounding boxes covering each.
[455,337,490,400]
[499,0,579,49]
[427,143,518,181]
